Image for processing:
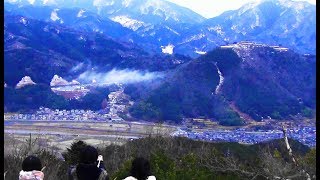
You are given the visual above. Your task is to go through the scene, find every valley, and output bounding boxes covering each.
[3,0,315,151]
[4,111,316,156]
[3,0,316,179]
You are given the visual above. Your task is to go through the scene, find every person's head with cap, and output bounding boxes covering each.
[130,157,152,180]
[22,155,42,171]
[79,145,99,164]
[19,155,44,180]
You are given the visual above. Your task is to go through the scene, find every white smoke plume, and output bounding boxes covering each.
[70,62,85,72]
[77,68,164,85]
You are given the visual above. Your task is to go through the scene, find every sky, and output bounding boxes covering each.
[166,0,316,18]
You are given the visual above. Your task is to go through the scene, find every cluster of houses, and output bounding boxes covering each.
[287,125,316,147]
[174,128,283,145]
[220,41,289,52]
[174,118,316,147]
[5,107,123,122]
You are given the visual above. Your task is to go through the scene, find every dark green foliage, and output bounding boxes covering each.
[203,47,315,121]
[271,111,282,120]
[300,148,316,176]
[174,153,217,180]
[4,136,313,180]
[62,140,88,165]
[253,138,310,162]
[4,84,69,112]
[301,107,314,118]
[146,84,183,122]
[68,87,110,111]
[233,76,304,120]
[212,98,244,126]
[129,45,315,124]
[124,84,140,101]
[4,85,110,112]
[200,48,241,74]
[149,151,177,179]
[109,158,133,180]
[100,137,310,179]
[129,53,243,125]
[129,83,183,123]
[129,102,161,120]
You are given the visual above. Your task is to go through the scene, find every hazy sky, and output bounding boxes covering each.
[166,0,316,18]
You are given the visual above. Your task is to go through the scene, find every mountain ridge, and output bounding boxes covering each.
[128,42,315,124]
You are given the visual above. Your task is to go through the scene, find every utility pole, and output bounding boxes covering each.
[281,123,311,180]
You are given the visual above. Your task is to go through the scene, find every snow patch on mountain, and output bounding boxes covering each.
[111,16,145,31]
[16,76,36,89]
[43,25,49,32]
[195,50,206,55]
[208,25,225,36]
[93,0,114,6]
[231,25,241,33]
[165,26,180,35]
[50,9,60,21]
[43,0,56,5]
[161,44,174,54]
[140,0,179,21]
[181,33,205,44]
[19,17,27,25]
[27,0,35,4]
[78,35,86,41]
[6,33,15,40]
[214,63,224,94]
[278,0,307,10]
[252,10,260,28]
[122,0,133,7]
[239,1,260,15]
[77,9,86,18]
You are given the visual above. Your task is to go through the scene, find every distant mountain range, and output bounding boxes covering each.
[4,12,191,86]
[195,0,316,56]
[4,0,316,124]
[4,0,316,57]
[4,0,205,24]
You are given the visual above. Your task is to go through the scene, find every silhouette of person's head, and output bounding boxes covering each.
[22,155,42,171]
[79,145,98,164]
[130,157,151,180]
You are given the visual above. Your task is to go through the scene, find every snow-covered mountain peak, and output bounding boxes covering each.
[93,0,114,7]
[242,0,312,11]
[77,9,86,17]
[16,76,36,89]
[140,0,179,21]
[50,8,60,21]
[19,17,28,25]
[43,0,56,5]
[161,44,174,54]
[111,15,146,31]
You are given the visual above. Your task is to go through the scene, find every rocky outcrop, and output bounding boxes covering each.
[50,75,69,86]
[15,76,36,89]
[70,80,80,85]
[50,75,81,86]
